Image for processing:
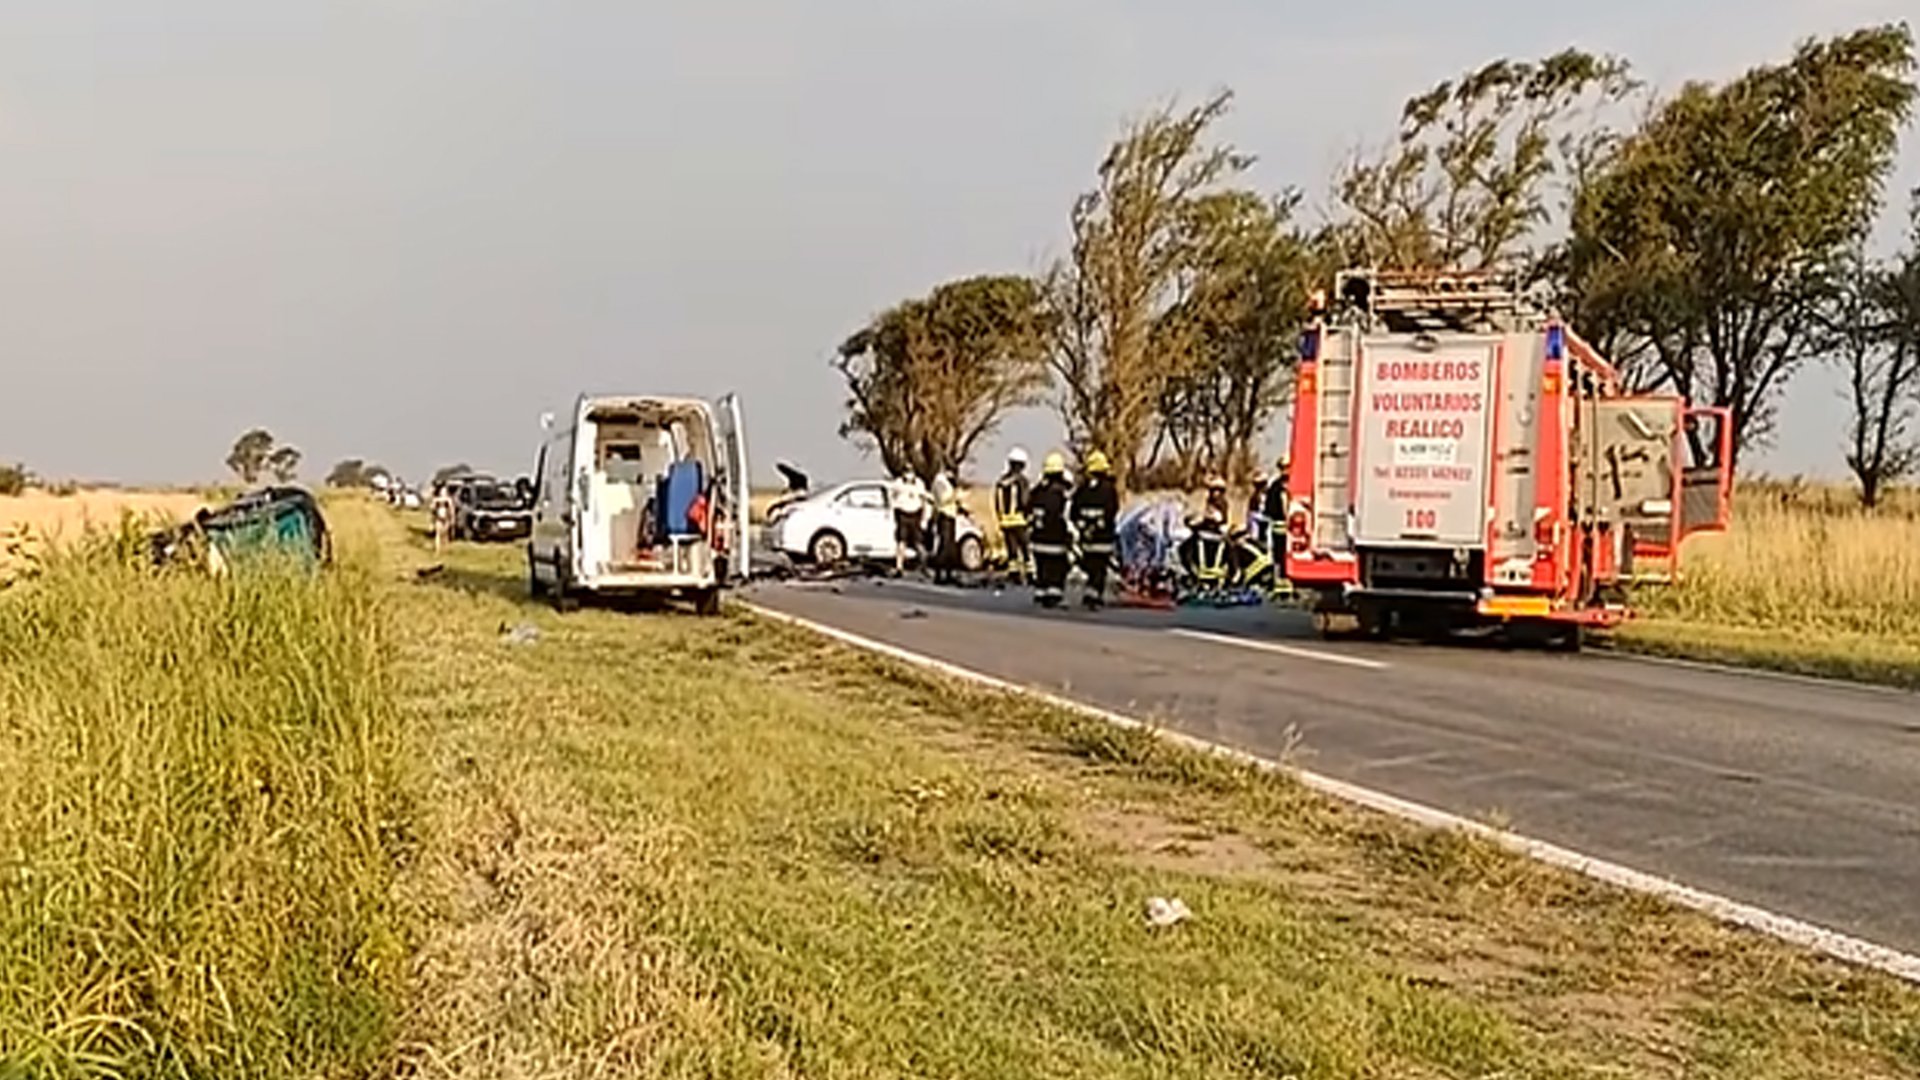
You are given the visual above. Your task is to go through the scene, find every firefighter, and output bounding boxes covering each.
[994,448,1033,585]
[1026,452,1073,609]
[1179,474,1231,598]
[1261,455,1294,599]
[1070,450,1120,610]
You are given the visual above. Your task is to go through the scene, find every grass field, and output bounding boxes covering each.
[1623,487,1920,686]
[8,495,1920,1077]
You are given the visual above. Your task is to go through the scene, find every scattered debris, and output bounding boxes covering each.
[1144,896,1191,929]
[415,564,446,580]
[900,607,928,620]
[500,622,541,647]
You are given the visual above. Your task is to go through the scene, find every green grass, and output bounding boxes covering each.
[0,523,412,1077]
[378,502,1920,1078]
[8,497,1920,1077]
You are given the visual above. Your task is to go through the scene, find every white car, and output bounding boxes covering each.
[768,479,986,572]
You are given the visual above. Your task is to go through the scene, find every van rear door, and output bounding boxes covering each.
[715,393,751,581]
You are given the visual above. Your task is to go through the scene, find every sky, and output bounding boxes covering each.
[1,0,1915,488]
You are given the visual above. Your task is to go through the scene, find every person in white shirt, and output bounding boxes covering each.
[892,472,928,575]
[929,470,960,584]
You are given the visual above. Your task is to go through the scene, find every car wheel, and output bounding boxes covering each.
[958,534,984,573]
[809,530,847,566]
[693,587,723,616]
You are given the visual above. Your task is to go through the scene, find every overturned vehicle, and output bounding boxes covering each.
[150,486,332,572]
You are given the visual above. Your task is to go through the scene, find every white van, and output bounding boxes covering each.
[528,394,749,613]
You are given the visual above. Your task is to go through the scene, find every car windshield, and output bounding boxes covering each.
[473,484,521,509]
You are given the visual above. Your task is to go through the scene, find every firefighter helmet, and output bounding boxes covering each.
[1085,449,1111,474]
[1043,451,1067,476]
[1206,474,1227,490]
[1008,447,1029,467]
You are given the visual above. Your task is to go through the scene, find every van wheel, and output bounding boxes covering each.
[528,553,549,599]
[958,535,985,573]
[552,569,580,613]
[694,588,723,617]
[809,530,847,566]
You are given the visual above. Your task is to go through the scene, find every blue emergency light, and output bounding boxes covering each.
[1546,324,1565,360]
[1298,328,1319,361]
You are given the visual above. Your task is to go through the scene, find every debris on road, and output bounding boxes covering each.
[1144,896,1191,929]
[900,607,928,620]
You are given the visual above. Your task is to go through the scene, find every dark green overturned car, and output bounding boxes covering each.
[150,486,332,572]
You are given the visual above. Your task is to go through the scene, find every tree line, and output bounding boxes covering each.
[835,23,1920,506]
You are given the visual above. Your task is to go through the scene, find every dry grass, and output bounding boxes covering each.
[377,504,1920,1078]
[0,490,208,580]
[1625,485,1920,684]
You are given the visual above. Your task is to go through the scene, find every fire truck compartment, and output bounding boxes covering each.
[1358,546,1483,593]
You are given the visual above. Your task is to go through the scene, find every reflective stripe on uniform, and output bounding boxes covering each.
[1080,542,1113,555]
[1031,543,1069,556]
[999,513,1028,527]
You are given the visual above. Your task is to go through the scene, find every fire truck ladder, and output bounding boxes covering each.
[1335,269,1529,334]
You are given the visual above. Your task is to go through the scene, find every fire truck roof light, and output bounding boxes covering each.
[1546,325,1566,360]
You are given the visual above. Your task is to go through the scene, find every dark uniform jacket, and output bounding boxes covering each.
[1026,478,1072,548]
[994,471,1031,526]
[1070,477,1120,550]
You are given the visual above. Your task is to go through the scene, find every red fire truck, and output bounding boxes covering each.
[1282,269,1733,644]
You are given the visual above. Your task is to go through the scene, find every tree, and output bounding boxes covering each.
[266,445,302,483]
[1564,25,1917,465]
[1829,198,1920,507]
[1147,190,1322,483]
[327,459,367,488]
[0,463,28,497]
[432,463,476,488]
[1047,91,1252,488]
[1333,49,1635,274]
[835,274,1051,480]
[226,428,276,484]
[326,459,391,489]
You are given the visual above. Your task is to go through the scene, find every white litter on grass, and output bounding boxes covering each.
[1145,896,1191,928]
[501,622,541,646]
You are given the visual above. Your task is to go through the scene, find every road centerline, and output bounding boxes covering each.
[1170,627,1389,670]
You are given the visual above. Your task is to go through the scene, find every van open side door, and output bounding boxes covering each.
[715,392,751,581]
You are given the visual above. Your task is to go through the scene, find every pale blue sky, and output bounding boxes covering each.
[1,1,1914,487]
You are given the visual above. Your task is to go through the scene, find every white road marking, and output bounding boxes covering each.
[744,600,1920,986]
[1170,628,1389,670]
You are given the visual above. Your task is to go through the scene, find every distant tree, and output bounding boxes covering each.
[1047,91,1252,488]
[432,463,475,488]
[1333,49,1635,274]
[327,458,369,488]
[0,463,28,497]
[1827,198,1920,507]
[1563,24,1917,465]
[835,274,1052,480]
[1147,190,1323,483]
[226,428,276,484]
[325,458,392,489]
[266,445,302,483]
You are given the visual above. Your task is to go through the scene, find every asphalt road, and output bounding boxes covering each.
[746,576,1920,957]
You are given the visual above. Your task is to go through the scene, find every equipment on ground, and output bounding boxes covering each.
[1282,269,1733,645]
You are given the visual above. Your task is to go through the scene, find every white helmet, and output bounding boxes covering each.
[1008,447,1029,467]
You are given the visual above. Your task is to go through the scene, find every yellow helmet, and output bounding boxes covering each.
[1085,449,1111,475]
[1042,451,1067,476]
[1206,474,1227,490]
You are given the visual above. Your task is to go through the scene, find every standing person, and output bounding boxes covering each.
[891,471,928,576]
[1026,452,1073,609]
[1245,467,1270,544]
[1070,450,1120,610]
[431,485,455,553]
[993,448,1033,585]
[930,470,960,585]
[1262,455,1291,576]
